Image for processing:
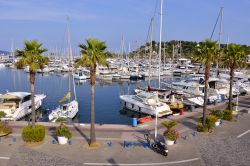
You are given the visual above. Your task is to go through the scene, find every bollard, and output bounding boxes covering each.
[132,118,137,127]
[68,140,72,145]
[192,131,197,137]
[182,135,188,140]
[52,140,57,144]
[107,141,112,147]
[12,138,16,144]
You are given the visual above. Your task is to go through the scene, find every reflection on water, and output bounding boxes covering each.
[0,68,175,124]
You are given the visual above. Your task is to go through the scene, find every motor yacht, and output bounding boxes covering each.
[120,91,172,117]
[0,92,46,121]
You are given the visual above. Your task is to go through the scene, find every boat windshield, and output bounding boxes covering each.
[132,96,143,102]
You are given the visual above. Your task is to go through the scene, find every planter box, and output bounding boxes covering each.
[164,138,175,145]
[57,136,68,145]
[215,121,220,126]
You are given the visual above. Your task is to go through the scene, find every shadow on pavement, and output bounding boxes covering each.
[107,158,119,166]
[180,120,197,131]
[72,123,89,143]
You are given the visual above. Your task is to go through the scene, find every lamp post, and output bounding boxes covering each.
[236,94,239,112]
[154,110,158,140]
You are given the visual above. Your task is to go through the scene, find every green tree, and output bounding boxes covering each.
[15,40,48,128]
[195,39,220,126]
[223,44,246,111]
[76,38,109,147]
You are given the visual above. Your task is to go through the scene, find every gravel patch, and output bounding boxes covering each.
[194,133,250,166]
[8,146,82,166]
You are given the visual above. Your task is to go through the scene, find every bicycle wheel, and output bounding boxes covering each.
[144,133,150,142]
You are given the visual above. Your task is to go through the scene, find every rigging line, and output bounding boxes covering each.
[210,9,221,40]
[153,0,159,17]
[145,17,154,44]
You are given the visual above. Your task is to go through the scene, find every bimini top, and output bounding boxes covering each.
[0,92,30,100]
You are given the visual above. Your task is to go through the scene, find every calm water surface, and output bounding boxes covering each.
[0,68,175,124]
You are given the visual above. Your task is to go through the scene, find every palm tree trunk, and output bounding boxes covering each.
[203,64,210,126]
[228,67,234,111]
[90,66,96,146]
[30,72,36,128]
[90,84,96,145]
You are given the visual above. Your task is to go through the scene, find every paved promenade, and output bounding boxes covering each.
[0,95,249,166]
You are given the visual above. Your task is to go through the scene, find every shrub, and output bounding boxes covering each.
[22,125,46,143]
[164,129,179,141]
[223,109,233,121]
[55,117,67,123]
[0,111,6,118]
[55,125,72,139]
[0,122,12,135]
[161,120,177,130]
[210,109,223,119]
[197,115,217,132]
[206,115,217,131]
[197,123,208,132]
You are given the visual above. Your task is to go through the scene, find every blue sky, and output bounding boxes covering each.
[0,0,249,53]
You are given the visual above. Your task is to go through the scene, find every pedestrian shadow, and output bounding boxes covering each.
[48,126,57,140]
[107,158,119,166]
[72,123,89,143]
[180,120,197,131]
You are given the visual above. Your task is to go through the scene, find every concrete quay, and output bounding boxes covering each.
[0,95,249,166]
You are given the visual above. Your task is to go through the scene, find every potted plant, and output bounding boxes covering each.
[210,109,223,126]
[55,124,72,145]
[0,122,12,137]
[161,120,179,145]
[163,129,179,145]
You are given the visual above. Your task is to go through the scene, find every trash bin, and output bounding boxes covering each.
[221,95,225,102]
[132,118,137,127]
[190,105,195,112]
[179,108,184,115]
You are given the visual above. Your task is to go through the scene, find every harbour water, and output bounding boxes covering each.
[0,68,173,124]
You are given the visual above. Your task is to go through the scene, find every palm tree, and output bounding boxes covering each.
[76,38,109,147]
[16,40,48,128]
[222,44,246,111]
[195,39,220,126]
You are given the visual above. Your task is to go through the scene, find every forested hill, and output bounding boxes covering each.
[128,40,250,58]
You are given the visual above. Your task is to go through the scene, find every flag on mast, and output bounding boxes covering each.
[59,91,71,103]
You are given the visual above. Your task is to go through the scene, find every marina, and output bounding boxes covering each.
[0,0,250,165]
[0,67,175,124]
[1,60,250,125]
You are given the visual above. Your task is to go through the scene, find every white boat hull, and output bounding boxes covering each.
[49,100,78,121]
[120,94,172,117]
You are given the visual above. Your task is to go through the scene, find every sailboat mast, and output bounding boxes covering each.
[158,0,163,89]
[128,42,130,70]
[216,7,223,78]
[149,17,154,87]
[67,16,77,101]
